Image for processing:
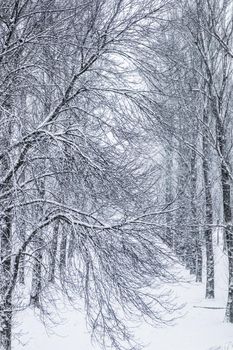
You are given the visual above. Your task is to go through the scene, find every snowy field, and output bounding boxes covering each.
[13,239,233,350]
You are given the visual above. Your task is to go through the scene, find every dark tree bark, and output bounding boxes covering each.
[30,237,43,307]
[190,148,202,282]
[30,176,45,307]
[0,108,13,349]
[215,95,233,321]
[0,212,13,350]
[221,164,233,322]
[203,108,215,299]
[48,222,59,283]
[165,150,174,249]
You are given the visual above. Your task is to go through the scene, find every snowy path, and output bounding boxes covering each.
[14,245,233,350]
[138,263,233,350]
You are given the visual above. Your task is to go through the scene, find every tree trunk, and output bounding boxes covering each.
[49,222,59,283]
[213,92,233,320]
[217,121,233,321]
[221,164,233,322]
[30,175,45,307]
[0,212,13,350]
[0,116,13,349]
[60,229,68,273]
[165,150,173,249]
[190,148,202,281]
[203,110,215,299]
[196,240,203,282]
[30,237,43,307]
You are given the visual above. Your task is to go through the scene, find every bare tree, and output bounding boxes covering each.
[0,1,178,349]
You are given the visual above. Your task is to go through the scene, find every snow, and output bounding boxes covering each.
[13,238,233,350]
[138,263,232,350]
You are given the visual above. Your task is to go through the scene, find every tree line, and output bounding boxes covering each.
[0,1,233,350]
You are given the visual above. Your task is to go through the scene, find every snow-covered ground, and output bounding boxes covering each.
[138,247,233,350]
[13,237,233,350]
